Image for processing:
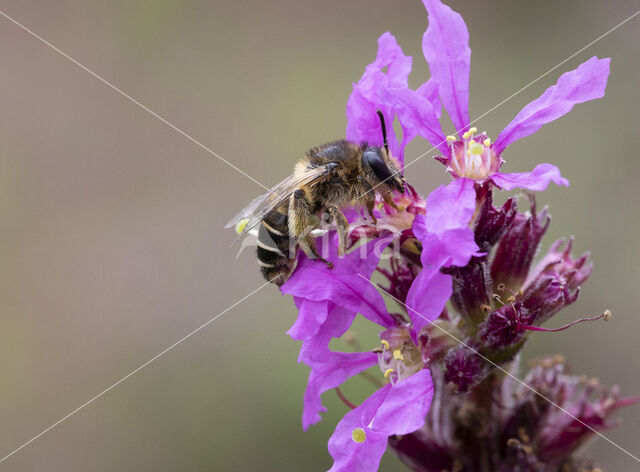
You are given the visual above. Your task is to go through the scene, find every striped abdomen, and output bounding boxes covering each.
[257,209,294,285]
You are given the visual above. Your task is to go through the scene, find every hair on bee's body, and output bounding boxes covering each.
[227,112,405,286]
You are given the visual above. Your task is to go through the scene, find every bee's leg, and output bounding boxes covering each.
[382,192,400,211]
[327,206,349,257]
[362,194,377,225]
[299,234,334,269]
[290,188,333,269]
[289,188,314,237]
[358,179,378,225]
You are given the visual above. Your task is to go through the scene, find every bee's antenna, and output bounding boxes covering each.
[376,110,389,154]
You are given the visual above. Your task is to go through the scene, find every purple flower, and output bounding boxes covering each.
[300,317,434,471]
[288,260,437,470]
[283,232,439,470]
[405,0,610,191]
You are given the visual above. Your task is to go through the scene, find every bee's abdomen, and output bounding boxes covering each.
[257,210,293,286]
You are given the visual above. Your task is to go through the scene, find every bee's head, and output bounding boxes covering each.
[361,146,405,194]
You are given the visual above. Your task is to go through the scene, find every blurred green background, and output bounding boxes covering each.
[0,0,638,470]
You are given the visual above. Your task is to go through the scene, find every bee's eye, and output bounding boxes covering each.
[363,149,393,183]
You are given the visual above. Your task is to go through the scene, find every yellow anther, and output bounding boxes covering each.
[393,349,405,361]
[483,138,491,147]
[235,219,249,235]
[469,127,477,133]
[352,428,367,443]
[384,368,395,379]
[469,142,484,155]
[462,131,471,140]
[446,135,456,142]
[380,340,390,350]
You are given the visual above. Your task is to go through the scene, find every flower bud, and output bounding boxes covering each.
[524,237,592,292]
[446,256,493,327]
[491,198,550,290]
[520,272,579,326]
[443,346,486,393]
[473,192,518,252]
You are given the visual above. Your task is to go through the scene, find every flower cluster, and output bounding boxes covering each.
[279,1,634,471]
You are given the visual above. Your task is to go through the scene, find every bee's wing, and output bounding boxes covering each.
[226,164,330,245]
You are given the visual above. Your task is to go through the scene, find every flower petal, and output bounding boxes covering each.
[287,299,329,342]
[491,163,569,191]
[282,237,394,329]
[346,32,412,161]
[405,250,453,334]
[421,0,471,134]
[289,300,357,363]
[327,387,390,472]
[494,56,611,154]
[369,369,434,434]
[394,83,449,157]
[416,177,476,237]
[302,350,378,431]
[327,370,434,471]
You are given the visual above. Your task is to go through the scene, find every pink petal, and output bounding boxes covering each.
[421,0,471,134]
[369,369,434,434]
[327,388,389,472]
[494,56,611,154]
[491,163,569,191]
[282,238,394,328]
[406,255,453,334]
[290,300,357,364]
[346,33,412,161]
[327,370,434,471]
[302,350,378,431]
[393,85,449,157]
[419,177,476,236]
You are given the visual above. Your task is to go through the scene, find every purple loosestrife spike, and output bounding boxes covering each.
[278,1,634,470]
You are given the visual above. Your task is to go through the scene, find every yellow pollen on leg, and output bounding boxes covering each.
[384,368,395,379]
[393,349,405,361]
[352,428,367,443]
[380,340,390,350]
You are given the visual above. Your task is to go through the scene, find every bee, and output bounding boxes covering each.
[226,111,405,286]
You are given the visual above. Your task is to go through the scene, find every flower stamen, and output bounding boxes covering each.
[393,349,405,361]
[520,310,611,333]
